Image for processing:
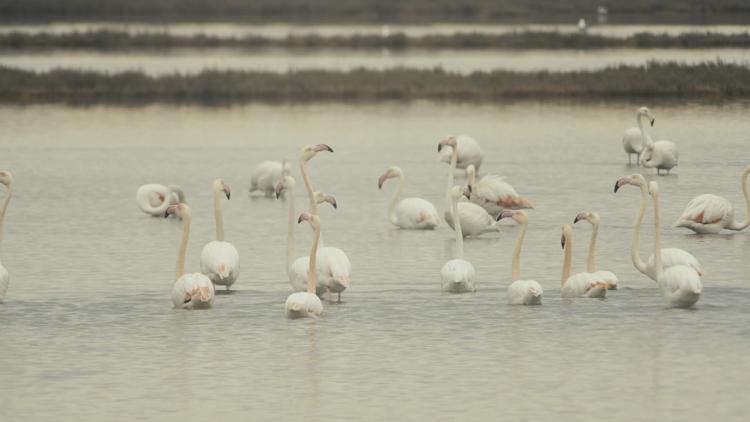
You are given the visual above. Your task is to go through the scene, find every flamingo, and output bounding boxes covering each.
[497,210,542,305]
[249,160,291,197]
[0,170,13,302]
[299,144,351,302]
[573,211,619,289]
[200,179,240,290]
[439,137,499,237]
[164,204,215,309]
[633,107,679,175]
[377,166,440,229]
[441,186,476,293]
[136,184,185,217]
[673,165,750,234]
[285,212,324,319]
[560,224,608,298]
[275,175,337,293]
[437,135,483,172]
[614,174,704,279]
[465,164,533,215]
[622,106,653,165]
[649,181,702,308]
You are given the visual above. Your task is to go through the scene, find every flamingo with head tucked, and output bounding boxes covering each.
[136,183,185,217]
[465,164,533,216]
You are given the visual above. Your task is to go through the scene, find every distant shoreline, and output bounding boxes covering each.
[1,62,748,104]
[2,30,750,51]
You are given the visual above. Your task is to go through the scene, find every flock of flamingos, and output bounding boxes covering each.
[0,107,748,318]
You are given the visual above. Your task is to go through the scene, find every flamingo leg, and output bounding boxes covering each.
[337,292,342,303]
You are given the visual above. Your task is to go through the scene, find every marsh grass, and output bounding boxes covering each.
[1,62,748,104]
[2,30,750,50]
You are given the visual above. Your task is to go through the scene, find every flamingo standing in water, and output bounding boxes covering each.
[437,135,483,172]
[441,186,476,293]
[465,164,533,216]
[285,213,324,319]
[673,165,750,234]
[165,204,215,309]
[573,211,619,290]
[377,166,440,229]
[649,181,702,308]
[622,106,653,166]
[614,174,703,279]
[560,224,608,298]
[250,160,291,197]
[200,179,240,290]
[498,210,542,305]
[632,107,679,175]
[0,170,13,302]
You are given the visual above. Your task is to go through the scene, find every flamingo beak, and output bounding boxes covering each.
[298,212,311,224]
[313,144,333,153]
[275,183,284,199]
[164,205,176,218]
[497,210,514,221]
[325,195,337,209]
[561,234,566,250]
[650,118,655,127]
[378,173,388,189]
[224,186,231,200]
[574,213,586,224]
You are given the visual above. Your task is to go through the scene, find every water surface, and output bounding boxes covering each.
[0,101,749,421]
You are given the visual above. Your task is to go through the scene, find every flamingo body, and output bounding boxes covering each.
[317,246,352,299]
[438,135,483,170]
[674,194,739,234]
[441,259,476,293]
[285,292,323,318]
[646,248,704,277]
[136,184,184,216]
[171,273,215,309]
[593,270,619,290]
[622,127,644,155]
[507,280,542,305]
[393,197,440,229]
[641,140,679,173]
[444,202,498,237]
[200,241,240,288]
[660,265,702,308]
[470,174,532,215]
[250,161,289,197]
[562,272,608,298]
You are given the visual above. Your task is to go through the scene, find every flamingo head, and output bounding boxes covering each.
[164,203,190,219]
[614,173,646,193]
[437,136,457,152]
[298,212,321,229]
[497,209,528,224]
[313,192,337,209]
[300,144,334,162]
[275,175,296,199]
[573,211,600,225]
[0,170,13,187]
[213,178,231,200]
[637,106,655,126]
[449,185,470,201]
[378,166,402,189]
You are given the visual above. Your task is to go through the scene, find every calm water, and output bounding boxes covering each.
[1,48,748,75]
[1,101,749,421]
[1,22,749,38]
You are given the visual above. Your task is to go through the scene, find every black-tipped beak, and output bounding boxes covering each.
[297,215,304,224]
[275,191,281,199]
[574,215,582,224]
[164,210,170,219]
[225,191,231,200]
[467,185,472,194]
[561,236,566,250]
[614,181,620,193]
[437,144,443,152]
[650,118,655,127]
[332,201,338,209]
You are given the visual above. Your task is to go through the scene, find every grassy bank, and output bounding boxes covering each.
[2,30,750,50]
[1,62,748,104]
[1,0,749,23]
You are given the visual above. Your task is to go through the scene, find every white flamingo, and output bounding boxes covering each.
[649,181,702,308]
[439,137,498,237]
[136,183,185,217]
[285,212,324,319]
[441,186,476,293]
[497,210,542,305]
[0,170,13,302]
[437,135,483,171]
[165,204,215,309]
[573,211,619,290]
[615,174,704,278]
[465,164,533,215]
[674,165,750,234]
[200,179,240,290]
[377,166,440,229]
[299,144,351,302]
[634,108,679,175]
[249,160,291,197]
[275,175,337,293]
[622,106,653,165]
[560,224,608,298]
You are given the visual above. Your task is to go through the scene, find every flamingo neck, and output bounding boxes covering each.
[652,188,663,281]
[213,188,225,241]
[300,159,318,215]
[388,173,404,224]
[452,193,464,259]
[562,233,572,286]
[729,167,750,230]
[0,183,11,254]
[286,184,296,275]
[176,213,191,280]
[145,186,174,215]
[511,219,527,281]
[587,221,599,272]
[307,223,321,294]
[631,184,650,276]
[446,147,458,216]
[637,113,650,147]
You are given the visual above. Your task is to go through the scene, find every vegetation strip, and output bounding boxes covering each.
[1,62,748,103]
[2,30,750,50]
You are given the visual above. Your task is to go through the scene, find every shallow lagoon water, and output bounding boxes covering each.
[0,101,749,421]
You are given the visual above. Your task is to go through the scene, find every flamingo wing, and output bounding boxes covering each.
[678,194,733,224]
